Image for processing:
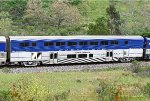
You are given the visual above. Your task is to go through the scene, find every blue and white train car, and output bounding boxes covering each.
[0,36,6,65]
[9,36,144,66]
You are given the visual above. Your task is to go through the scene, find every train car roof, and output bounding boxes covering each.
[9,36,144,40]
[0,36,6,42]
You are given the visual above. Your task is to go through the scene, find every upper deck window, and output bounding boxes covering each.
[56,42,65,46]
[90,42,98,45]
[100,41,108,45]
[32,42,36,46]
[111,41,118,45]
[68,42,77,46]
[44,42,53,46]
[125,41,128,45]
[79,42,88,46]
[20,42,29,47]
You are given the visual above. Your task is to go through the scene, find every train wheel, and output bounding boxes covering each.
[22,61,38,67]
[120,58,134,63]
[120,58,128,63]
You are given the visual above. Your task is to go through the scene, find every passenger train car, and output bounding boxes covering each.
[0,35,149,66]
[0,36,6,65]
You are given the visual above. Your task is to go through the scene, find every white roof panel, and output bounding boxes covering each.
[9,35,143,40]
[0,36,6,42]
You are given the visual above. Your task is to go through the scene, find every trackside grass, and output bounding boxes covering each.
[0,69,150,101]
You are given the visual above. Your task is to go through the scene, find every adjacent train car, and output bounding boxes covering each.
[144,38,150,59]
[0,36,6,65]
[9,36,144,66]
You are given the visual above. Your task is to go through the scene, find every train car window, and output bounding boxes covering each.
[20,42,29,47]
[56,42,65,46]
[32,42,36,46]
[44,42,53,46]
[111,41,118,45]
[67,54,76,58]
[68,42,77,46]
[89,54,93,58]
[125,41,128,45]
[50,54,53,59]
[106,52,109,57]
[90,42,98,45]
[78,54,87,58]
[100,41,108,45]
[72,55,76,58]
[54,53,57,59]
[110,52,113,57]
[79,42,88,46]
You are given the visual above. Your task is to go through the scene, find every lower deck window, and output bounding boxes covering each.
[89,54,93,58]
[67,54,76,58]
[78,54,87,58]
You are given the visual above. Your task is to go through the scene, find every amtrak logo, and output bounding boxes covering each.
[31,52,42,60]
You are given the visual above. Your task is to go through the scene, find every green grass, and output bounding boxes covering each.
[0,70,150,101]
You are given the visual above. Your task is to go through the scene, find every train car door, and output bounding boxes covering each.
[106,50,113,61]
[50,52,58,64]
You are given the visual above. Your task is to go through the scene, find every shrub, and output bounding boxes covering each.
[52,90,70,101]
[96,80,116,101]
[9,76,48,101]
[144,82,150,97]
[76,79,81,83]
[129,60,141,73]
[0,91,10,101]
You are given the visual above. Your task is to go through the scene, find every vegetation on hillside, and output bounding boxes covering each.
[1,64,150,100]
[0,0,150,36]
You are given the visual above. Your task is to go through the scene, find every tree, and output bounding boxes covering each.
[68,0,82,5]
[142,28,150,37]
[22,0,49,35]
[0,11,13,36]
[24,0,45,26]
[0,0,27,20]
[87,17,109,35]
[48,1,82,30]
[106,1,122,35]
[119,0,150,35]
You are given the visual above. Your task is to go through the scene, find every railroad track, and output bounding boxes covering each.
[1,61,150,73]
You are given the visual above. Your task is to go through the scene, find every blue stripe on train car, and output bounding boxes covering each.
[0,43,6,52]
[10,38,144,52]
